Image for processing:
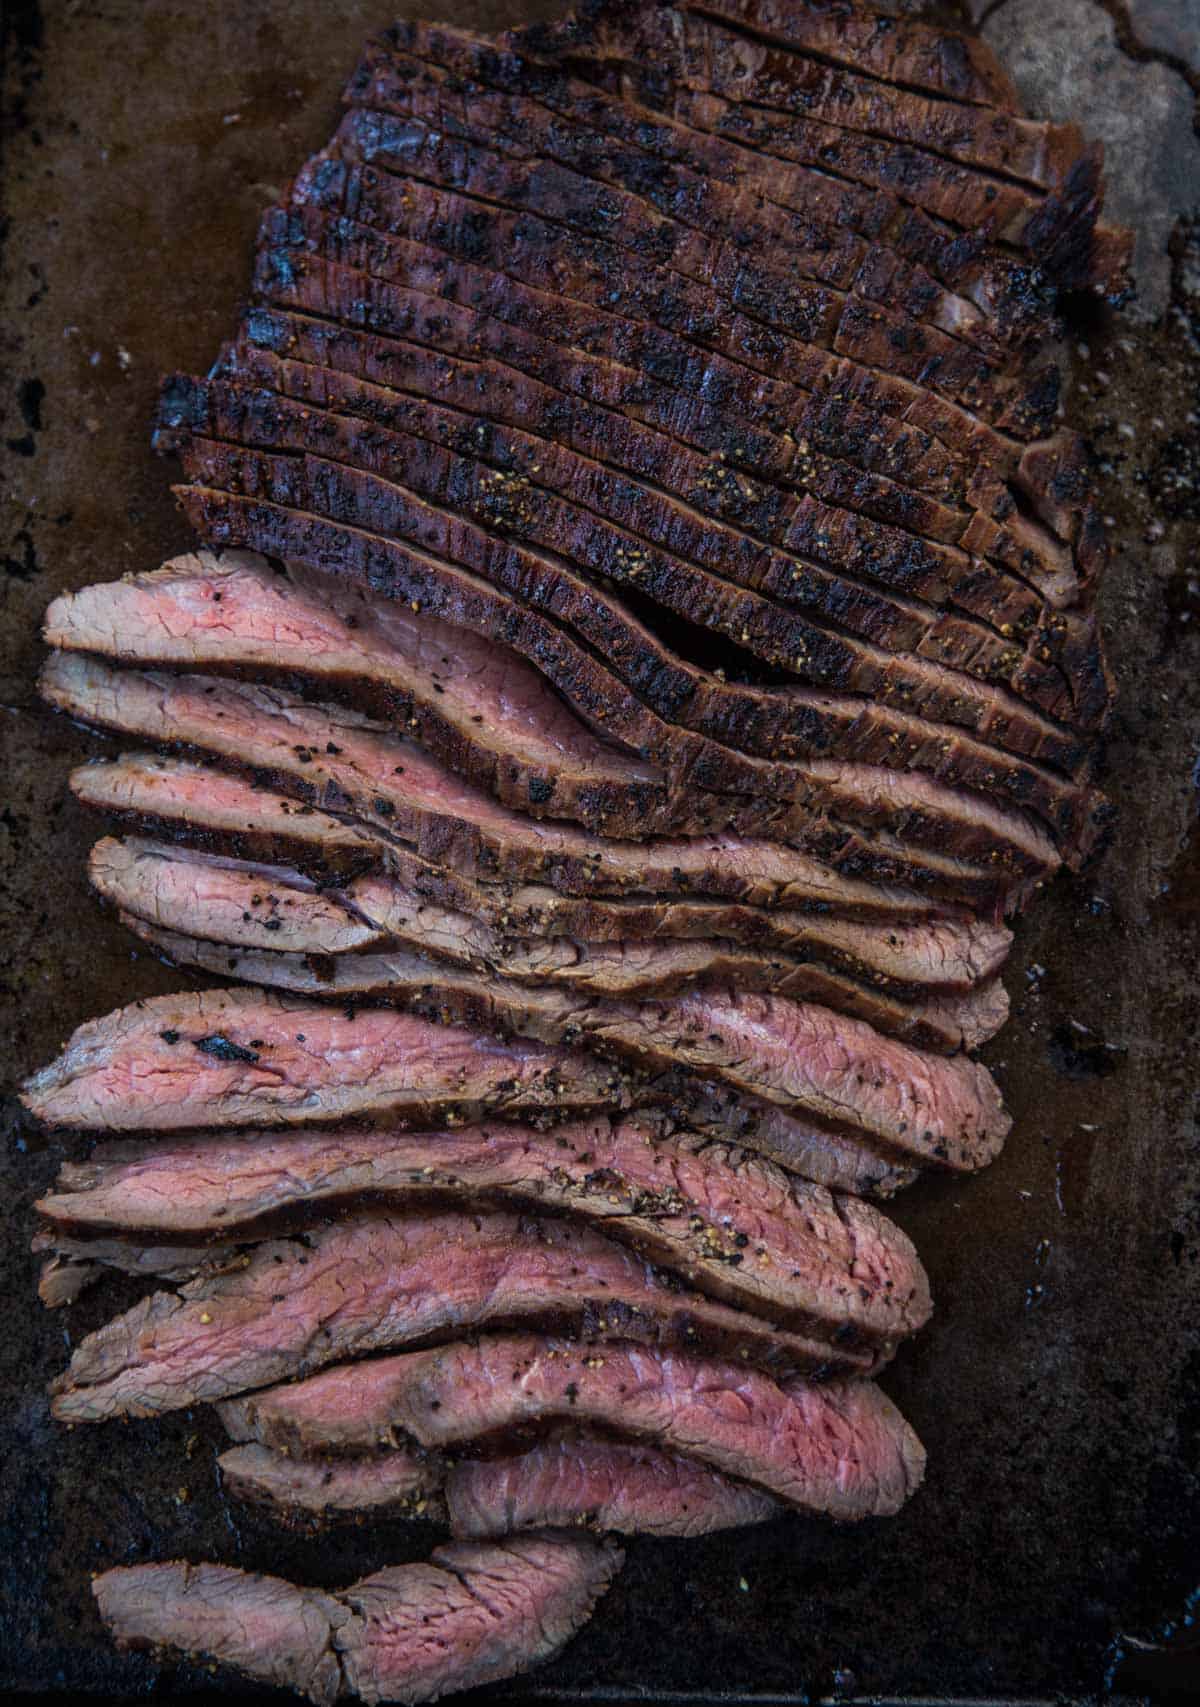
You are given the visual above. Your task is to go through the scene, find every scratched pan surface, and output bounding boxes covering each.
[2,2,1198,1702]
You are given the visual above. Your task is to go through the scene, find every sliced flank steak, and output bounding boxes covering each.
[44,551,704,840]
[166,374,1103,861]
[90,836,1011,992]
[94,1534,621,1707]
[43,652,1028,912]
[72,756,970,935]
[36,1116,932,1342]
[48,1207,880,1424]
[219,1332,926,1520]
[129,912,1009,1055]
[210,339,1110,738]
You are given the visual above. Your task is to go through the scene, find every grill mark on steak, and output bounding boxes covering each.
[44,647,1049,913]
[44,653,1023,908]
[218,1332,927,1519]
[289,154,1021,430]
[73,756,964,934]
[681,0,1017,109]
[216,342,1105,736]
[93,1536,621,1707]
[93,834,1009,991]
[19,986,631,1135]
[368,22,1070,319]
[35,1115,932,1340]
[48,1207,881,1423]
[127,912,1010,1055]
[166,433,1088,871]
[251,225,1093,616]
[331,101,1004,375]
[445,1429,783,1537]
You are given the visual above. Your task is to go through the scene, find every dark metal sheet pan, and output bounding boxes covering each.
[2,1,1198,1700]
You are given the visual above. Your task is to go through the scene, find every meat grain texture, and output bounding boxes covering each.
[24,2,1124,1700]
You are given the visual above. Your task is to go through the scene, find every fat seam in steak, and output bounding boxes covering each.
[93,1534,621,1706]
[35,1115,932,1341]
[48,1206,880,1423]
[218,1331,927,1519]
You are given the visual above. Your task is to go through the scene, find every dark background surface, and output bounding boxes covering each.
[2,1,1199,1701]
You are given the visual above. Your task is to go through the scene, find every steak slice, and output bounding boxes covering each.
[72,753,383,879]
[73,756,963,932]
[92,835,1011,990]
[20,987,627,1135]
[445,1431,782,1538]
[214,339,1107,738]
[218,1442,446,1528]
[36,1116,932,1342]
[94,1534,621,1707]
[132,914,1010,1055]
[219,1332,927,1519]
[45,551,712,840]
[44,653,1021,910]
[48,1207,878,1423]
[31,1229,229,1308]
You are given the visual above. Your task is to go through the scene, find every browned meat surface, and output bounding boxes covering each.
[93,1534,621,1705]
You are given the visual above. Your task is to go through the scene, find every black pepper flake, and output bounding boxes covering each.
[194,1034,260,1065]
[158,1029,181,1046]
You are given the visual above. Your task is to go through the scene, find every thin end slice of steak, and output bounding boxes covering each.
[222,1430,781,1540]
[219,1332,926,1520]
[124,910,1010,1055]
[36,1116,933,1343]
[92,833,1012,992]
[20,987,628,1134]
[219,1442,445,1529]
[49,1205,881,1423]
[93,1534,621,1707]
[31,1229,233,1308]
[44,551,741,841]
[73,754,976,933]
[445,1430,783,1539]
[43,651,1015,911]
